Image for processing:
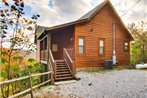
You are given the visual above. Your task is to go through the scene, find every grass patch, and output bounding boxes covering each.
[136,69,147,72]
[84,68,117,73]
[81,66,130,74]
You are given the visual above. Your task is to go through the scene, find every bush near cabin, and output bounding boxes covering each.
[129,21,147,67]
[0,49,44,81]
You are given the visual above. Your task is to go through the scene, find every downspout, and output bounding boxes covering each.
[112,22,116,65]
[37,40,41,62]
[46,33,49,81]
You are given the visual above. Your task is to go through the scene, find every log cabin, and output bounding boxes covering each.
[35,0,133,81]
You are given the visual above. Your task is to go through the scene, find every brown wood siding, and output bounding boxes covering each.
[51,25,74,59]
[75,3,132,68]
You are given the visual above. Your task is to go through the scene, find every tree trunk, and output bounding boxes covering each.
[7,55,11,97]
[142,45,145,62]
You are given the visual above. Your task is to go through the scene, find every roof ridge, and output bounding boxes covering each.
[36,0,133,40]
[79,0,108,20]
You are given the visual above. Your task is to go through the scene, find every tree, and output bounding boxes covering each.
[128,21,147,64]
[0,0,40,96]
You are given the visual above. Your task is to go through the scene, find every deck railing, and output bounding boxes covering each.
[63,48,75,77]
[66,48,75,60]
[40,49,56,79]
[0,71,53,98]
[40,50,47,60]
[49,49,56,80]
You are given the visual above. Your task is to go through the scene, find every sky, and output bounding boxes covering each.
[21,0,147,27]
[0,0,146,48]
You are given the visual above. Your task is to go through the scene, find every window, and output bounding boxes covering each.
[78,38,84,54]
[124,41,129,51]
[44,37,47,50]
[99,39,105,55]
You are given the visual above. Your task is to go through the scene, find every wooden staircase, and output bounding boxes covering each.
[55,60,74,81]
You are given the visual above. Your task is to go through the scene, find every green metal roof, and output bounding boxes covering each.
[79,2,103,21]
[36,26,46,39]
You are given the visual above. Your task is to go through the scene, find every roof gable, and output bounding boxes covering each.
[78,0,133,40]
[37,0,133,40]
[79,0,107,21]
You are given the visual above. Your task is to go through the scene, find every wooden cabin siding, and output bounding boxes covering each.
[75,3,132,68]
[115,24,131,65]
[36,40,40,62]
[51,25,75,59]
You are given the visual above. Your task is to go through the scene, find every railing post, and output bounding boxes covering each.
[51,72,54,84]
[1,85,5,98]
[28,72,33,98]
[54,62,56,80]
[72,62,76,78]
[63,48,76,77]
[49,49,56,80]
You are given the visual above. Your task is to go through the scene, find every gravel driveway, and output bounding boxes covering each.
[32,69,147,98]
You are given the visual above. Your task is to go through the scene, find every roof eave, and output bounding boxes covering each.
[108,1,134,41]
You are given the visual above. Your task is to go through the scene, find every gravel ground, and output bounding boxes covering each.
[26,69,147,98]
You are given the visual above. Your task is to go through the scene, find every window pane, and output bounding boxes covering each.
[124,42,129,51]
[125,46,128,50]
[79,38,84,46]
[100,47,104,54]
[100,40,104,47]
[125,42,128,46]
[99,39,105,55]
[79,46,84,53]
[45,38,47,50]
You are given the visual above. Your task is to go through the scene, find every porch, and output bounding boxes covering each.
[40,48,75,61]
[39,25,76,81]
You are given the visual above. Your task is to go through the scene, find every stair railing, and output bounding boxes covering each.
[66,48,75,60]
[63,48,75,77]
[49,49,56,80]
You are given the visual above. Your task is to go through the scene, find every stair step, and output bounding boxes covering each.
[56,71,71,74]
[57,69,69,71]
[56,63,67,66]
[57,66,67,68]
[56,74,72,77]
[55,60,65,62]
[55,61,65,63]
[56,67,69,70]
[56,69,70,72]
[55,76,73,81]
[56,64,66,66]
[57,68,68,70]
[57,67,69,69]
[55,59,74,81]
[57,65,67,67]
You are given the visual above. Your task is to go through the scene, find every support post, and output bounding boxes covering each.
[45,34,49,82]
[51,72,54,84]
[28,72,33,98]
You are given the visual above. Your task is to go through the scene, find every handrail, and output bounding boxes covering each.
[49,49,55,63]
[49,49,56,79]
[0,71,53,98]
[64,49,73,63]
[0,76,29,85]
[66,48,75,60]
[0,72,52,85]
[64,60,73,75]
[63,48,75,77]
